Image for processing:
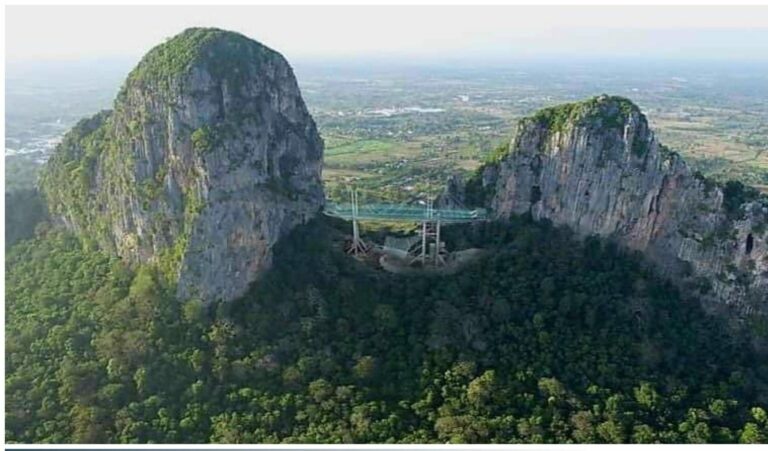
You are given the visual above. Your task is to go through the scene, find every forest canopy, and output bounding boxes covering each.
[5,215,768,443]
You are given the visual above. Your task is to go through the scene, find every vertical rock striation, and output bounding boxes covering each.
[473,95,768,315]
[40,28,324,303]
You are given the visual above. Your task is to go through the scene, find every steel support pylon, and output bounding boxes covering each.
[413,199,447,267]
[347,188,369,257]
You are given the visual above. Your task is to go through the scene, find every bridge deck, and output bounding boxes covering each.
[324,202,487,223]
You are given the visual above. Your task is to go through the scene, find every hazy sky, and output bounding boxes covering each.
[6,5,768,63]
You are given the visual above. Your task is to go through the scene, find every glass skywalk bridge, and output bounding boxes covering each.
[324,202,487,223]
[324,188,488,264]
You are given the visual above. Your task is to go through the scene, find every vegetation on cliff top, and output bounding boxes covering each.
[527,95,641,133]
[120,27,279,96]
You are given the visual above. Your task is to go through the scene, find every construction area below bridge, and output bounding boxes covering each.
[324,189,489,275]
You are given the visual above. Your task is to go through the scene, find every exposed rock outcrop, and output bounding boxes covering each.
[466,95,768,315]
[40,28,324,302]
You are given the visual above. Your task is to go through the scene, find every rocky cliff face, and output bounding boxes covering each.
[40,28,324,303]
[467,95,768,315]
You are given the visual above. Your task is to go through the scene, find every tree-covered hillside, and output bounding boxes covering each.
[6,216,768,443]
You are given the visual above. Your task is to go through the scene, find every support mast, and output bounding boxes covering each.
[348,188,368,256]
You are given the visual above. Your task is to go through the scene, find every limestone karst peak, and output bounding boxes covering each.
[480,96,768,314]
[40,27,324,303]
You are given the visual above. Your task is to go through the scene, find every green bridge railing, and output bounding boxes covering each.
[324,202,487,223]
